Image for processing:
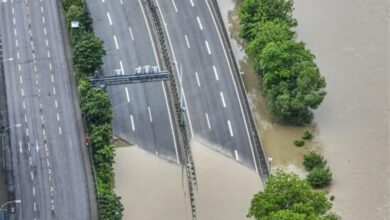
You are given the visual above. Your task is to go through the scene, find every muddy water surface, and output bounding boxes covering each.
[114,141,261,220]
[218,0,390,219]
[293,0,390,219]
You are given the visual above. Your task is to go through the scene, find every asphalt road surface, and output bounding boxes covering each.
[86,0,259,171]
[0,0,90,219]
[86,0,180,163]
[152,0,259,170]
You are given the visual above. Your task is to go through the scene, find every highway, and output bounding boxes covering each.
[85,0,180,163]
[86,0,260,171]
[152,0,259,170]
[0,0,90,219]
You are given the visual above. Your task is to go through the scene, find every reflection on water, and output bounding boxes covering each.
[219,0,390,219]
[114,140,262,220]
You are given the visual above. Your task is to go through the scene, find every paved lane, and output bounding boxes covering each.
[0,0,90,218]
[153,0,258,170]
[86,0,180,163]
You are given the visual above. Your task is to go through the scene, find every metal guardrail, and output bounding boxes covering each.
[89,71,170,87]
[143,0,198,219]
[208,0,270,181]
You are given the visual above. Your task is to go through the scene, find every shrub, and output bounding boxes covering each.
[302,130,313,140]
[306,167,332,188]
[293,139,305,147]
[303,151,326,170]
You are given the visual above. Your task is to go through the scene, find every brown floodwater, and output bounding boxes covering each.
[114,140,261,220]
[219,0,390,219]
[219,0,317,175]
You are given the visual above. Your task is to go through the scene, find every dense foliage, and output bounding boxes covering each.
[73,33,105,75]
[306,167,332,189]
[248,171,336,220]
[239,0,326,125]
[303,151,326,171]
[239,0,296,41]
[62,0,123,218]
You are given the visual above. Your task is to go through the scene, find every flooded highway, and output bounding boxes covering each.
[114,141,261,220]
[113,0,389,219]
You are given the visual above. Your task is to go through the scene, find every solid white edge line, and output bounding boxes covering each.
[156,0,195,139]
[140,0,180,164]
[205,0,258,173]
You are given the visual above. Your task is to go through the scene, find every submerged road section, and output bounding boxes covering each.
[152,0,268,175]
[85,0,180,163]
[0,0,91,218]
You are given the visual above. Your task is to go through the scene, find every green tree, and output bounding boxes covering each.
[307,167,332,189]
[245,21,294,72]
[260,41,326,125]
[89,123,113,153]
[303,151,326,171]
[264,210,306,220]
[66,5,92,32]
[62,0,83,11]
[239,0,296,41]
[248,171,332,220]
[81,87,112,126]
[98,192,124,220]
[73,33,105,75]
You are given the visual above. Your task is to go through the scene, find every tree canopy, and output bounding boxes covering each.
[239,0,296,41]
[98,192,124,220]
[248,171,333,220]
[81,87,112,127]
[246,21,294,72]
[260,41,326,125]
[239,0,326,125]
[73,33,105,75]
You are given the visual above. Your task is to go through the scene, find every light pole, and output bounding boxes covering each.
[0,200,21,211]
[1,124,21,170]
[0,58,14,63]
[1,124,21,132]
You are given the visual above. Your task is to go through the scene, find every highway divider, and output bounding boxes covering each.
[61,0,124,219]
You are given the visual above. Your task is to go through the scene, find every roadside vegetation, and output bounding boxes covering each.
[62,0,123,219]
[239,0,326,126]
[248,171,339,220]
